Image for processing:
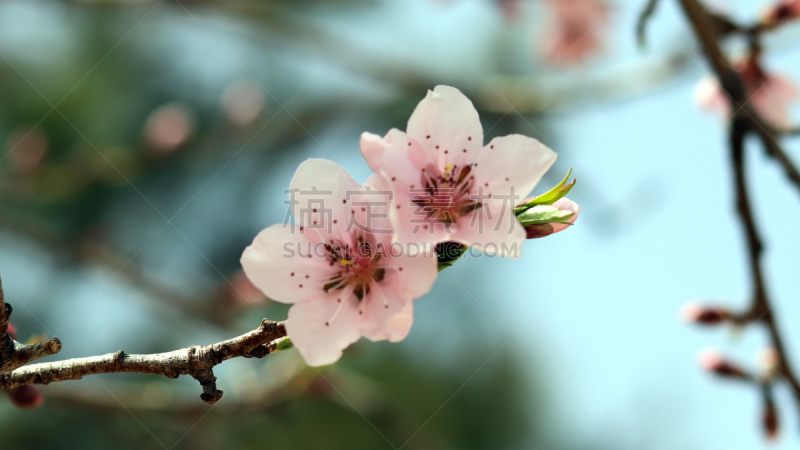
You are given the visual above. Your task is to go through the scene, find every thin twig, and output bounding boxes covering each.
[636,0,661,47]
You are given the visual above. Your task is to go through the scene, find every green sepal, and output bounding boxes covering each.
[516,205,575,227]
[273,337,294,353]
[514,169,575,214]
[436,242,467,272]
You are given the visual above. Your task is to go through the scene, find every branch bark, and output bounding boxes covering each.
[675,0,800,425]
[0,319,288,404]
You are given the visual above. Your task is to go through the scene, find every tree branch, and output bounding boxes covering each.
[0,319,289,404]
[673,0,800,428]
[676,0,800,195]
[0,276,62,373]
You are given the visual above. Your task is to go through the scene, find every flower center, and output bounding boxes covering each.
[412,163,482,224]
[322,235,385,300]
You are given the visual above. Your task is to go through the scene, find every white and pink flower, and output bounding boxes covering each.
[541,0,609,65]
[241,159,438,366]
[695,59,799,129]
[360,85,558,257]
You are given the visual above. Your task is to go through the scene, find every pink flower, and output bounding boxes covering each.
[541,0,609,65]
[695,59,799,129]
[360,86,557,257]
[241,159,438,366]
[521,197,580,239]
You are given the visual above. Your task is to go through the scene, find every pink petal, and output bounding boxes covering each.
[240,224,336,304]
[407,86,484,168]
[751,94,791,130]
[450,199,526,257]
[769,73,800,101]
[694,76,728,114]
[380,243,438,299]
[357,172,395,248]
[361,129,429,189]
[358,283,414,343]
[753,74,799,129]
[287,290,361,366]
[549,197,580,234]
[475,134,557,199]
[289,158,364,244]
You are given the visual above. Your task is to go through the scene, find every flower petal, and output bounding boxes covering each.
[287,290,361,366]
[380,246,438,299]
[359,283,414,343]
[290,158,363,244]
[407,86,484,168]
[450,200,526,257]
[475,134,557,199]
[361,129,432,187]
[241,224,336,304]
[694,76,728,114]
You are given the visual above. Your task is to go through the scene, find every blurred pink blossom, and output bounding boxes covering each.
[764,0,800,24]
[541,0,609,65]
[143,102,195,155]
[498,0,523,23]
[5,126,48,173]
[241,159,438,366]
[9,385,43,409]
[228,271,267,305]
[695,59,799,129]
[360,85,557,257]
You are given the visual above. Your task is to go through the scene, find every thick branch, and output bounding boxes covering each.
[0,319,288,404]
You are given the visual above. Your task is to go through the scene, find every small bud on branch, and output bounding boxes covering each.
[699,350,751,380]
[681,303,732,325]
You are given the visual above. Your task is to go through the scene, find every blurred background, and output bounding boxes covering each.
[1,0,800,448]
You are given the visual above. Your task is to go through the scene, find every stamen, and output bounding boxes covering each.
[326,294,348,326]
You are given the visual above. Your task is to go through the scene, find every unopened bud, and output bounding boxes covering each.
[681,303,731,325]
[699,350,749,379]
[763,400,779,440]
[7,322,16,340]
[9,385,43,409]
[519,197,580,239]
[763,0,800,25]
